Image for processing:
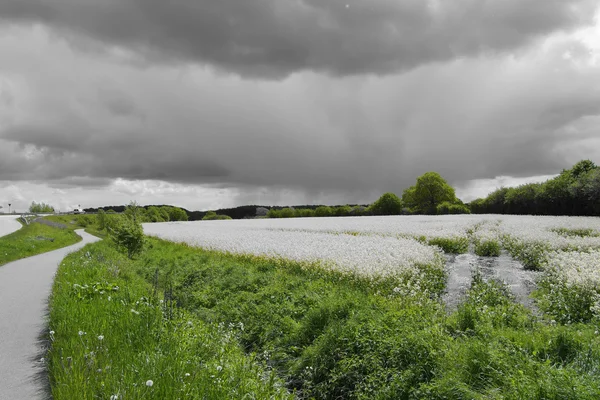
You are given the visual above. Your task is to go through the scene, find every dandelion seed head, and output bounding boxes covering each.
[146,380,154,387]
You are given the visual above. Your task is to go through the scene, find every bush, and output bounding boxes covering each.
[428,237,469,254]
[29,201,55,213]
[369,193,402,215]
[474,240,501,257]
[315,206,333,217]
[109,217,145,259]
[437,202,471,215]
[203,211,233,220]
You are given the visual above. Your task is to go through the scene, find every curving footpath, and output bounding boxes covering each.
[0,215,22,238]
[0,230,100,400]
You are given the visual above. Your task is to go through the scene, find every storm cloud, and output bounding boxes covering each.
[0,2,599,210]
[0,0,597,77]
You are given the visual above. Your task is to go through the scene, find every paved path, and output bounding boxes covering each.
[0,230,100,400]
[0,215,22,238]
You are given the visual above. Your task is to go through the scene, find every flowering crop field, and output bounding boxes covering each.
[0,215,21,238]
[144,215,600,320]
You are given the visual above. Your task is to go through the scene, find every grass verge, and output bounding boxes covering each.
[48,237,600,399]
[0,222,82,266]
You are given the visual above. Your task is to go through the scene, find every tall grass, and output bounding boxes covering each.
[47,237,600,399]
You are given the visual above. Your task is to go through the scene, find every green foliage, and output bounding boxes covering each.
[502,236,549,270]
[436,201,471,215]
[535,270,600,324]
[314,206,333,217]
[471,160,600,216]
[96,209,107,230]
[334,205,352,217]
[29,201,55,213]
[369,192,402,215]
[474,240,501,257]
[109,216,145,259]
[48,242,291,399]
[46,236,600,399]
[202,211,232,220]
[0,222,81,265]
[403,172,458,214]
[166,206,188,221]
[428,236,470,254]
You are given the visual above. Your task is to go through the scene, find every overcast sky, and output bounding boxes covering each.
[1,0,599,212]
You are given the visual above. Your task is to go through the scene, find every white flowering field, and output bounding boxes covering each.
[144,215,600,319]
[0,215,21,238]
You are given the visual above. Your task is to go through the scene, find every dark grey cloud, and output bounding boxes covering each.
[1,21,599,208]
[0,0,596,77]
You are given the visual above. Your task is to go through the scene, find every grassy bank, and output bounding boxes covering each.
[47,236,600,399]
[0,222,82,266]
[43,214,108,238]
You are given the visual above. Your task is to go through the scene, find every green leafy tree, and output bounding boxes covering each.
[123,201,144,223]
[279,208,296,218]
[314,206,333,217]
[167,207,189,221]
[29,201,55,213]
[405,172,457,214]
[369,193,402,215]
[334,205,352,217]
[109,216,145,259]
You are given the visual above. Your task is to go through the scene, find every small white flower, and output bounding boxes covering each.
[98,335,104,341]
[49,330,55,335]
[184,373,190,377]
[216,365,223,372]
[146,380,154,387]
[78,331,86,336]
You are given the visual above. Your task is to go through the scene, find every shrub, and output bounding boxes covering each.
[369,193,402,215]
[437,202,471,215]
[474,240,501,257]
[428,236,469,254]
[109,217,145,259]
[203,211,233,220]
[315,206,333,217]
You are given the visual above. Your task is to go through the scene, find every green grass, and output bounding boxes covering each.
[47,237,600,399]
[474,239,502,257]
[48,241,291,400]
[0,222,82,266]
[43,214,108,238]
[428,236,470,254]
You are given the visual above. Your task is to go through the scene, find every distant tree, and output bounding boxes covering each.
[401,186,418,212]
[145,206,164,222]
[468,160,599,216]
[315,206,333,217]
[167,207,188,221]
[350,205,368,216]
[436,201,471,215]
[404,172,457,214]
[29,201,55,213]
[279,208,296,218]
[123,201,143,223]
[334,205,352,217]
[202,211,232,220]
[297,208,316,218]
[256,207,269,217]
[369,193,402,215]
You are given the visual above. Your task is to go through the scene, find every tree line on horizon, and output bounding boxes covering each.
[469,160,599,216]
[28,160,598,220]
